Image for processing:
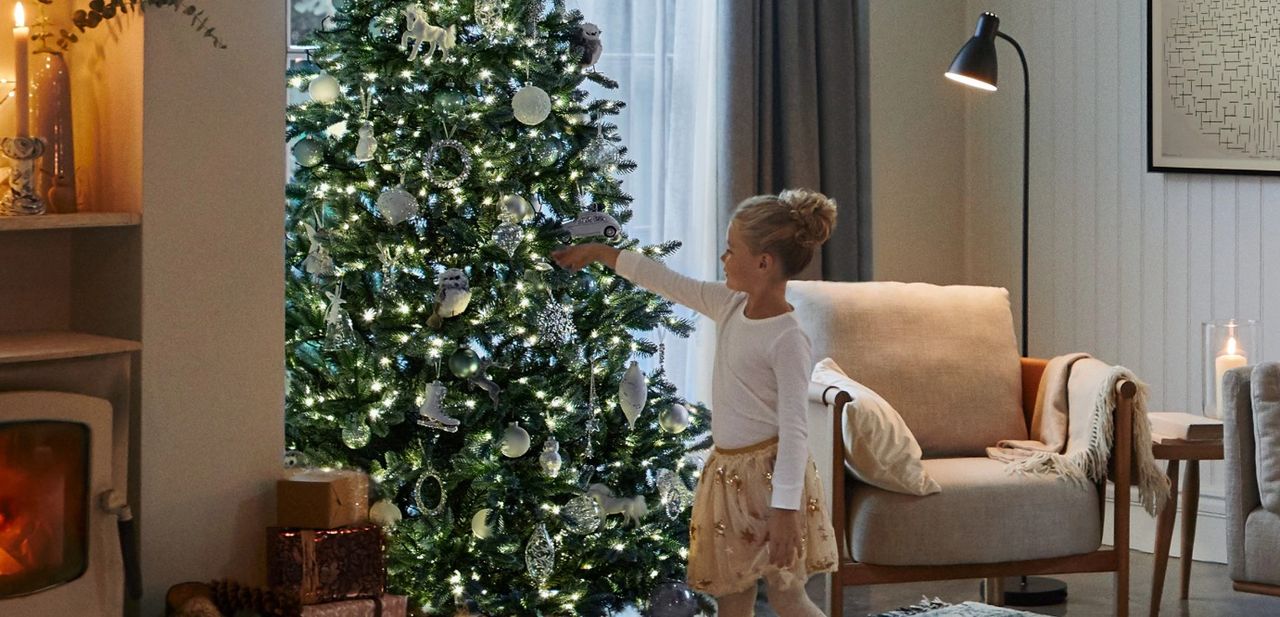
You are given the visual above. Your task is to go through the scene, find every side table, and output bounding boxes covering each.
[1148,437,1224,617]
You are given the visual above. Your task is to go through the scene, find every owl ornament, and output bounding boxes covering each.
[416,380,460,433]
[427,267,472,329]
[570,22,603,69]
[618,360,648,429]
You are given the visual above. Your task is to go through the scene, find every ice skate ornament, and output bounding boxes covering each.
[586,483,647,527]
[427,267,472,329]
[416,380,459,432]
[401,5,456,62]
[467,358,502,407]
[301,223,335,278]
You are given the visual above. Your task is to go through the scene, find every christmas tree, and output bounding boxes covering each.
[284,1,709,614]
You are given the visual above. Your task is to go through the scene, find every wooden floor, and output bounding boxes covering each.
[754,551,1280,616]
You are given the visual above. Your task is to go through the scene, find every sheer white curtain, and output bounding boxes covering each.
[568,0,722,406]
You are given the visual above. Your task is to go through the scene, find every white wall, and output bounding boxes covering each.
[868,0,968,284]
[140,2,285,613]
[959,0,1280,563]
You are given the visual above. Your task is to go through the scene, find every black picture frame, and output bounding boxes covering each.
[1148,0,1280,176]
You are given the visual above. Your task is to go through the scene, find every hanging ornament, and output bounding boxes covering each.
[466,358,502,407]
[500,422,531,458]
[658,403,690,434]
[493,220,522,257]
[502,193,534,221]
[369,499,403,527]
[324,284,359,348]
[581,126,621,168]
[427,267,472,329]
[401,5,456,62]
[569,23,603,68]
[341,417,372,449]
[538,139,563,167]
[582,360,600,458]
[521,0,542,36]
[539,437,563,477]
[377,244,402,288]
[474,0,505,36]
[354,90,377,163]
[325,119,349,139]
[512,83,552,126]
[416,380,460,432]
[656,469,694,518]
[292,137,325,167]
[533,294,575,346]
[561,494,603,535]
[619,360,648,429]
[283,449,308,469]
[424,136,472,188]
[301,222,335,278]
[471,508,497,539]
[307,72,341,104]
[435,91,466,112]
[560,211,622,240]
[376,186,418,225]
[586,483,647,527]
[524,523,555,583]
[649,582,699,617]
[449,347,480,377]
[413,469,446,516]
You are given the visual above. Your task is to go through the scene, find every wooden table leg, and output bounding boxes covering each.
[1180,461,1200,600]
[1150,460,1181,617]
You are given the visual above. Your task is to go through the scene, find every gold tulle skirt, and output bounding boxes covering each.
[686,437,838,597]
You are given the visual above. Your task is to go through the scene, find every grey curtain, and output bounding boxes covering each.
[719,0,868,282]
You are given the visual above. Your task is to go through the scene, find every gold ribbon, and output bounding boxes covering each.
[300,529,321,603]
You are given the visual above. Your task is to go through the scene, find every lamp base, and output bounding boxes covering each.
[980,576,1068,606]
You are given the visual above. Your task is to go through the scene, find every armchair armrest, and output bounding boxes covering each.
[1223,366,1260,581]
[807,383,853,562]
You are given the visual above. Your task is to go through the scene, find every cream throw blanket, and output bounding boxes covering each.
[986,353,1170,515]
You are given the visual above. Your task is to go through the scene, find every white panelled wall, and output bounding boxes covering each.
[955,0,1280,563]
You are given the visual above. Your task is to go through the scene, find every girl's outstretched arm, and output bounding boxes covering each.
[552,243,736,320]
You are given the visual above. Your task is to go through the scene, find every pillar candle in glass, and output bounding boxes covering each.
[1203,319,1260,419]
[12,2,28,136]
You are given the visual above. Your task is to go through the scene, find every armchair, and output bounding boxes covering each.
[786,280,1134,617]
[1222,362,1280,596]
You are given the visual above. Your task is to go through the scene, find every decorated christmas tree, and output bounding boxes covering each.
[284,1,709,614]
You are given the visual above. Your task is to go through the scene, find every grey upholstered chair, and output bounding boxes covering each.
[1223,362,1280,597]
[787,280,1135,617]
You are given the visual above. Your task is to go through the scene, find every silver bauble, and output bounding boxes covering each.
[502,193,534,221]
[501,421,531,458]
[618,361,648,429]
[658,403,690,434]
[649,582,699,617]
[308,73,341,104]
[524,523,556,583]
[561,494,603,535]
[512,84,552,125]
[341,419,371,449]
[493,220,523,257]
[376,187,418,224]
[449,347,480,378]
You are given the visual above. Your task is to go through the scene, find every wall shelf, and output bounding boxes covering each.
[0,212,141,232]
[0,331,141,364]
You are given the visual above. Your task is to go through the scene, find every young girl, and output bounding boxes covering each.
[552,189,839,616]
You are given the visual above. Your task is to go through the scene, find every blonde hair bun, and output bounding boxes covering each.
[779,188,837,250]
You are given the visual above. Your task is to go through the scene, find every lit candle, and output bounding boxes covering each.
[12,1,28,136]
[1215,335,1248,416]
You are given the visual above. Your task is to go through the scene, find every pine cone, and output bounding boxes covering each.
[209,579,301,617]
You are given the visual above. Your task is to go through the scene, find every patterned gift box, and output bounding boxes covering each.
[300,594,407,617]
[268,525,386,605]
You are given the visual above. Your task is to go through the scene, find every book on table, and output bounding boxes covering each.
[1148,412,1223,441]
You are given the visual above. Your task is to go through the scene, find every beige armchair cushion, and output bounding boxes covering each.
[788,281,1027,457]
[847,457,1101,566]
[1251,363,1280,515]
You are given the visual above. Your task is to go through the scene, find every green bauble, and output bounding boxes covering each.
[435,92,467,111]
[292,137,325,168]
[449,348,480,378]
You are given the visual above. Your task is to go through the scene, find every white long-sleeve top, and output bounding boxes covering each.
[614,250,813,510]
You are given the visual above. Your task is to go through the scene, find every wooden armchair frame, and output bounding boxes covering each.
[818,358,1134,617]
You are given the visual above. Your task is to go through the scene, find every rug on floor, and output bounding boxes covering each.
[871,597,1042,616]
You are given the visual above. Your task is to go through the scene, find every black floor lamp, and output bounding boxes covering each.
[947,12,1063,606]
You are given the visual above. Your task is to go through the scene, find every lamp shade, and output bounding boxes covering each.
[945,12,1000,91]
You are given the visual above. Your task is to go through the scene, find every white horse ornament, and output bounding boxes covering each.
[401,5,456,62]
[587,483,648,527]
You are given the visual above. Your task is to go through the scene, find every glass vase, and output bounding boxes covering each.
[1202,319,1260,419]
[30,47,76,214]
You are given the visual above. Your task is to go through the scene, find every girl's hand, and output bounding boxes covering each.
[552,244,616,272]
[764,507,803,568]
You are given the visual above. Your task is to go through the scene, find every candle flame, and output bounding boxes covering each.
[13,2,23,28]
[1227,336,1238,355]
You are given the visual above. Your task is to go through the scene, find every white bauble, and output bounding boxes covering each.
[501,421,531,458]
[618,361,648,429]
[308,73,341,104]
[502,194,534,221]
[369,499,402,527]
[658,403,690,434]
[512,84,552,125]
[471,508,495,539]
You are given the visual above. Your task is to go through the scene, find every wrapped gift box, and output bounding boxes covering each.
[300,594,407,617]
[268,525,386,605]
[277,468,369,529]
